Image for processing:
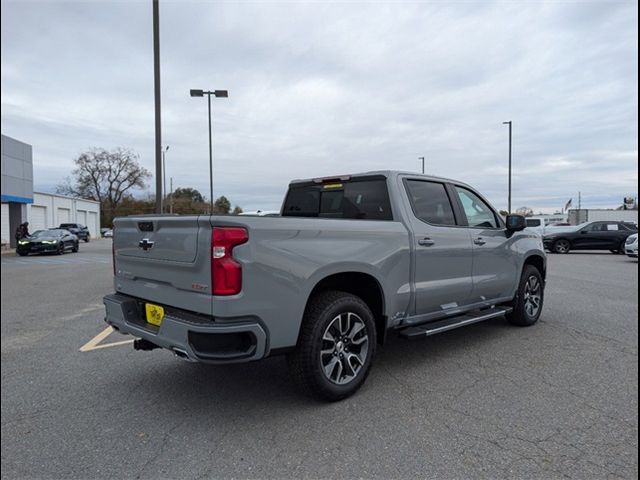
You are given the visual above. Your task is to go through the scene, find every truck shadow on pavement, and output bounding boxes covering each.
[111,316,518,410]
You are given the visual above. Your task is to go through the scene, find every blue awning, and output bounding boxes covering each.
[1,194,33,204]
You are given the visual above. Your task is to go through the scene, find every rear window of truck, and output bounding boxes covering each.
[282,177,393,220]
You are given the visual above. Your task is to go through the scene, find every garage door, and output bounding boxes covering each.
[88,211,98,238]
[77,210,87,227]
[30,206,47,232]
[1,203,9,244]
[57,208,71,225]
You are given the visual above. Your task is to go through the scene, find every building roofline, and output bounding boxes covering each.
[33,191,100,205]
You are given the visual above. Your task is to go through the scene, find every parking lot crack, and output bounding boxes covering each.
[135,418,185,479]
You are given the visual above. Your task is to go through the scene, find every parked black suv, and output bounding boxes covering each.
[58,223,90,242]
[543,221,637,254]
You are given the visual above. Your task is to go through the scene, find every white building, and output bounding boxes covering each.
[569,209,638,225]
[27,192,101,235]
[2,191,101,245]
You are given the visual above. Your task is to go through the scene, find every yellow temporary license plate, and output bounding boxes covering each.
[145,303,165,327]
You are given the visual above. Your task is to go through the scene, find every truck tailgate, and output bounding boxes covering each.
[112,215,213,315]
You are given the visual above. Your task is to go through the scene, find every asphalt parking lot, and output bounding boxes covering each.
[1,240,638,479]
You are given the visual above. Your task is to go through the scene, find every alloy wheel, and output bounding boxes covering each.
[523,275,542,318]
[320,312,369,385]
[554,240,570,253]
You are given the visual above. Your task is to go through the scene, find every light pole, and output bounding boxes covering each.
[418,156,425,174]
[502,121,512,213]
[169,177,174,214]
[190,89,228,212]
[161,145,169,212]
[152,0,163,214]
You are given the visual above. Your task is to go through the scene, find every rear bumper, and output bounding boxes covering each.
[103,293,268,364]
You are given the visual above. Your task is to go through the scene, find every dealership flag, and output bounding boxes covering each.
[565,198,573,211]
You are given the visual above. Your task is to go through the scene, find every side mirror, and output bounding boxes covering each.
[581,230,588,234]
[506,214,526,232]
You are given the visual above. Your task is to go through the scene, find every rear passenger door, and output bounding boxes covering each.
[402,178,474,316]
[453,186,518,303]
[574,222,610,249]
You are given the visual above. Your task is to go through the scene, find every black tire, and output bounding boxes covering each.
[17,251,27,257]
[72,242,79,253]
[57,243,65,255]
[507,265,544,326]
[616,241,626,254]
[553,239,571,254]
[287,290,377,402]
[84,236,90,243]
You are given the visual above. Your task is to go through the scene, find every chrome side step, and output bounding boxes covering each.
[399,306,512,339]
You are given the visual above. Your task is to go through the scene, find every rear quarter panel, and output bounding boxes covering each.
[210,216,411,350]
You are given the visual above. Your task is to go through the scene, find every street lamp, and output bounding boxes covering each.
[190,89,229,212]
[418,156,425,174]
[161,145,169,213]
[503,121,512,213]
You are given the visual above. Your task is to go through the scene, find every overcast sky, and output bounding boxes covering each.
[1,0,638,212]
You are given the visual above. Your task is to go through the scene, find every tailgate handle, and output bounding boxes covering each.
[138,222,154,232]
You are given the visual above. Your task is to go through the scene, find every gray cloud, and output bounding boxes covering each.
[2,0,637,212]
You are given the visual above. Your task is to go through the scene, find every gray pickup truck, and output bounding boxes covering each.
[104,171,546,401]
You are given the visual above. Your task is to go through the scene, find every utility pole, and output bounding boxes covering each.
[152,0,162,214]
[578,191,581,210]
[418,156,425,174]
[502,121,512,213]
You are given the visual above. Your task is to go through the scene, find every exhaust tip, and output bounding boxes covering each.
[172,347,196,362]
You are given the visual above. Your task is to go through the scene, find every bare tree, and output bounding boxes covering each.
[515,206,534,217]
[57,148,151,225]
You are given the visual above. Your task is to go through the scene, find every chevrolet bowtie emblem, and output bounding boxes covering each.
[138,238,154,251]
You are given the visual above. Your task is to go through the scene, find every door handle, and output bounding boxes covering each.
[418,237,435,247]
[474,237,486,246]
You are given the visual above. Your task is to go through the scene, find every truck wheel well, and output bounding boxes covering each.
[306,272,386,344]
[524,255,546,280]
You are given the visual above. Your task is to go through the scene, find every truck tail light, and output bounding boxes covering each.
[212,227,248,295]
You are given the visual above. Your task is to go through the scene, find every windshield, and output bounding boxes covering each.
[41,228,67,237]
[31,230,64,238]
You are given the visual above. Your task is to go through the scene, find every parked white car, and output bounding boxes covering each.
[524,215,570,236]
[625,233,638,258]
